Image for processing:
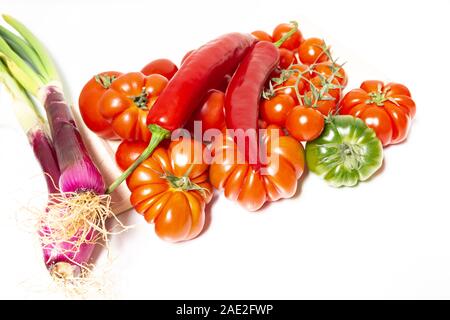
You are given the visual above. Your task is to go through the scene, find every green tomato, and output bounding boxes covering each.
[305,115,383,187]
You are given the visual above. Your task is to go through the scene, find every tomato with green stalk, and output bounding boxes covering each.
[99,72,168,142]
[340,80,416,146]
[79,71,122,139]
[128,138,212,242]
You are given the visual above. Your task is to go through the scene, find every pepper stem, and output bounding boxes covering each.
[106,124,170,194]
[273,21,298,48]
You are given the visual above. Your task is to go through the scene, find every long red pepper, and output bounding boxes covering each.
[225,41,279,168]
[107,33,256,193]
[224,23,298,169]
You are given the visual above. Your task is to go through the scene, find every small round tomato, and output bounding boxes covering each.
[303,91,336,116]
[308,75,342,101]
[260,94,296,126]
[340,80,416,146]
[298,38,329,65]
[272,22,304,50]
[79,71,122,139]
[99,72,168,142]
[313,61,348,87]
[115,140,148,171]
[285,106,324,141]
[128,138,213,242]
[186,90,226,134]
[275,74,308,103]
[251,30,273,42]
[141,58,178,80]
[278,48,294,69]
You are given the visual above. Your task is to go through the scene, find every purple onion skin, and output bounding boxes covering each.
[41,226,96,269]
[43,85,105,194]
[28,128,61,194]
[59,155,105,194]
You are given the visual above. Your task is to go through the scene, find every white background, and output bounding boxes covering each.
[0,0,449,299]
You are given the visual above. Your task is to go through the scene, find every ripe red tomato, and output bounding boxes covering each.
[275,75,308,103]
[185,90,226,134]
[298,38,329,65]
[115,140,148,171]
[308,75,342,101]
[260,94,296,126]
[251,30,273,42]
[79,71,122,139]
[285,106,324,141]
[141,58,178,80]
[278,48,294,69]
[128,138,213,242]
[272,22,304,50]
[303,91,336,116]
[313,61,348,87]
[340,80,416,146]
[99,72,168,142]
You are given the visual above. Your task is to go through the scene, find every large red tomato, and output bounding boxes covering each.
[128,138,213,242]
[99,72,168,142]
[340,80,416,146]
[79,71,122,139]
[209,135,305,211]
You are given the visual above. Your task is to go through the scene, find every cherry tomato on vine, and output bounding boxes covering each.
[260,94,296,126]
[313,61,348,87]
[272,22,304,50]
[79,71,122,139]
[285,106,324,142]
[115,140,148,171]
[251,30,273,42]
[298,38,329,65]
[308,75,342,101]
[275,75,308,103]
[303,91,337,116]
[99,72,168,142]
[141,58,178,80]
[278,48,294,69]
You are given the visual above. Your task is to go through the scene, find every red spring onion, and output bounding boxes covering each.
[0,15,116,280]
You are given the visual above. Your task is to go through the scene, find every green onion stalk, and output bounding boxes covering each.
[0,15,114,280]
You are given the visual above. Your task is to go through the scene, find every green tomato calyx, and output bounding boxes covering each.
[340,143,364,170]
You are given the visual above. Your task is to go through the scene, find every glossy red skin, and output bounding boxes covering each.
[186,90,226,134]
[78,71,122,139]
[278,48,294,69]
[298,38,329,65]
[251,30,273,42]
[181,50,194,65]
[115,140,148,171]
[340,80,416,146]
[141,58,178,80]
[147,33,256,131]
[225,41,279,167]
[272,23,304,50]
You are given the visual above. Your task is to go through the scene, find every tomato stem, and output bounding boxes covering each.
[273,21,298,48]
[106,124,170,194]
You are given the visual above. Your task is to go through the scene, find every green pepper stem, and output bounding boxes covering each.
[273,21,298,48]
[106,124,170,194]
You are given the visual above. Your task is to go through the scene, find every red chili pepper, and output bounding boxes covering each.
[107,33,256,193]
[225,41,279,168]
[224,23,298,169]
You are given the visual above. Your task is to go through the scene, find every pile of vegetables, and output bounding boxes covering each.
[0,17,416,279]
